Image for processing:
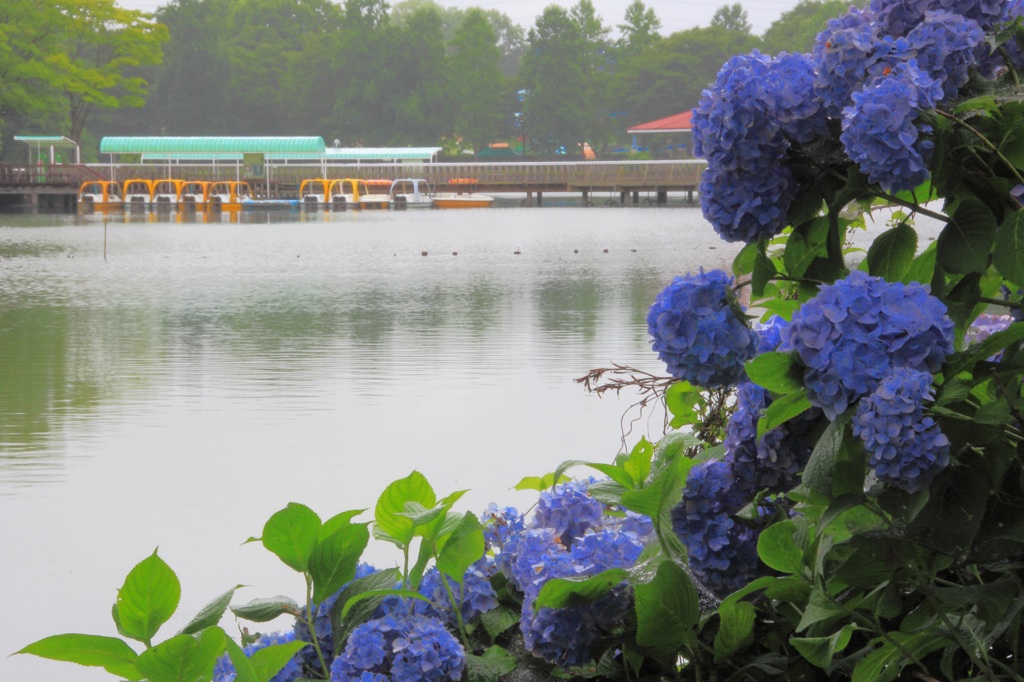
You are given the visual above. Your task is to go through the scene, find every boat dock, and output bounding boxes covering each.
[0,160,705,209]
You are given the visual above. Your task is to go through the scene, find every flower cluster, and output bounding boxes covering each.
[293,563,379,673]
[330,613,464,682]
[647,269,759,387]
[495,480,653,666]
[414,560,498,625]
[695,0,1011,237]
[782,271,954,420]
[852,367,951,492]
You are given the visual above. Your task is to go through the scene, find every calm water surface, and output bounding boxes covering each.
[0,205,740,680]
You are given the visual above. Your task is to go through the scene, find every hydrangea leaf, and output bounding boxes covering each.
[752,243,777,297]
[791,624,855,669]
[310,522,369,604]
[850,632,949,682]
[332,567,402,647]
[947,322,1024,375]
[134,628,224,682]
[319,509,366,541]
[756,390,812,437]
[513,472,570,491]
[936,199,996,275]
[801,412,861,497]
[179,585,243,636]
[783,218,829,278]
[534,569,629,609]
[247,640,310,682]
[634,560,698,658]
[733,240,759,277]
[464,645,517,682]
[745,351,803,394]
[15,633,141,680]
[867,221,917,282]
[714,600,755,661]
[436,512,485,585]
[478,606,520,641]
[261,503,321,573]
[993,209,1024,287]
[374,471,436,547]
[114,549,182,646]
[230,596,300,623]
[757,521,804,574]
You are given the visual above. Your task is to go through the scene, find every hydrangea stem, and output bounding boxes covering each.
[304,574,331,679]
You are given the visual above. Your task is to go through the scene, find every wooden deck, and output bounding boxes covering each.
[0,160,706,207]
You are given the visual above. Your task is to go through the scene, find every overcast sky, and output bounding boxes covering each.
[117,0,804,38]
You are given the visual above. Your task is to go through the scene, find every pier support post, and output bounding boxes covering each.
[536,192,543,207]
[620,190,627,204]
[657,190,668,205]
[631,191,639,205]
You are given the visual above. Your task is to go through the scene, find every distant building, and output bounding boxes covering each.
[626,110,693,158]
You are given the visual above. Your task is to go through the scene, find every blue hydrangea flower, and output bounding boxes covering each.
[840,61,943,192]
[767,52,827,143]
[330,613,464,682]
[415,560,498,625]
[755,315,789,353]
[214,631,307,682]
[724,380,816,494]
[699,164,798,243]
[813,7,883,116]
[965,313,1014,350]
[852,367,950,493]
[647,270,759,386]
[783,271,954,419]
[871,0,1005,37]
[907,10,986,100]
[533,479,604,545]
[295,563,378,672]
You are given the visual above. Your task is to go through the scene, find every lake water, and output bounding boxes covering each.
[0,204,742,680]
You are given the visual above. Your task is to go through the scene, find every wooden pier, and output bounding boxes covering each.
[0,160,705,208]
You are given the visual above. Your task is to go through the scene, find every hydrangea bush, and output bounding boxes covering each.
[15,0,1024,679]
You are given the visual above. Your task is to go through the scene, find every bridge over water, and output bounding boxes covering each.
[0,159,706,209]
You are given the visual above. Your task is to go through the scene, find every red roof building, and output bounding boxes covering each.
[625,110,694,157]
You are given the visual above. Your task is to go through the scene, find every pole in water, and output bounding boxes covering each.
[104,218,107,262]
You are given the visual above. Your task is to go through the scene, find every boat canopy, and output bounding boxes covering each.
[100,137,327,155]
[325,147,440,162]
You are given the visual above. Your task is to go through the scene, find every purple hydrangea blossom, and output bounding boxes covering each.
[415,560,498,625]
[813,7,883,116]
[907,10,986,99]
[840,61,943,192]
[871,0,1006,37]
[783,271,955,419]
[699,164,798,243]
[533,479,604,545]
[647,270,759,386]
[852,367,951,493]
[768,52,828,143]
[330,613,464,682]
[755,315,790,353]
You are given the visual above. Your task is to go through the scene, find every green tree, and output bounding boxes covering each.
[520,6,589,155]
[330,0,396,143]
[388,5,451,144]
[43,0,167,143]
[450,8,506,153]
[482,9,526,77]
[617,0,661,55]
[710,2,751,33]
[142,0,235,135]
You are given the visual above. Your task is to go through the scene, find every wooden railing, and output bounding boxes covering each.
[0,163,104,188]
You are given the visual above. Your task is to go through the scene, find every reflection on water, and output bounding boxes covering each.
[0,207,738,682]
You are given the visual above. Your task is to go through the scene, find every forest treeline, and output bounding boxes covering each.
[0,0,856,161]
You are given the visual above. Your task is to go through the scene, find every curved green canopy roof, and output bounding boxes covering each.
[100,137,326,154]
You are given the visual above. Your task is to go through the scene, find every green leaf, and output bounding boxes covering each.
[801,412,861,497]
[262,503,321,573]
[948,322,1024,375]
[339,588,430,620]
[479,606,520,641]
[634,560,699,658]
[115,549,182,645]
[15,634,141,680]
[332,567,402,649]
[791,625,855,669]
[756,390,813,437]
[936,199,996,274]
[994,209,1024,286]
[903,240,936,285]
[180,585,243,635]
[623,438,654,489]
[224,637,260,682]
[851,633,949,682]
[757,521,803,574]
[436,513,485,584]
[745,351,803,394]
[784,218,829,278]
[714,600,755,661]
[974,398,1011,425]
[135,628,224,682]
[230,596,300,623]
[319,509,366,540]
[867,222,917,282]
[248,640,310,682]
[464,646,517,682]
[752,242,777,297]
[310,523,369,604]
[665,381,703,429]
[621,449,692,520]
[733,241,759,277]
[796,585,846,632]
[374,471,437,547]
[535,569,629,609]
[513,472,569,491]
